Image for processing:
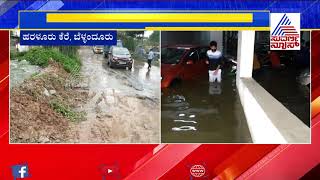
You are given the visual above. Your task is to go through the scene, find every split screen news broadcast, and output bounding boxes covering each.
[0,1,319,179]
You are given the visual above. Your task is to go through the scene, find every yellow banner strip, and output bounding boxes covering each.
[46,13,253,23]
[146,27,269,31]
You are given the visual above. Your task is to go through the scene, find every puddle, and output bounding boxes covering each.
[10,60,42,88]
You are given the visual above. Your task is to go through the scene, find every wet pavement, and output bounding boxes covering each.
[10,60,41,88]
[161,73,252,143]
[74,47,160,143]
[253,67,310,127]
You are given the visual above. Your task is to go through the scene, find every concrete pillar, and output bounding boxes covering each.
[236,31,255,83]
[235,30,309,143]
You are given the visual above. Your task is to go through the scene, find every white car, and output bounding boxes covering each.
[92,45,104,54]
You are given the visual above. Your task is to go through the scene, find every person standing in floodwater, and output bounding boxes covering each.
[147,48,155,69]
[206,41,223,83]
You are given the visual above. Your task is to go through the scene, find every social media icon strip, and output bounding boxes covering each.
[11,164,30,180]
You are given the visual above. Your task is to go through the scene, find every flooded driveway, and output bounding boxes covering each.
[74,47,160,143]
[253,67,310,126]
[161,74,252,143]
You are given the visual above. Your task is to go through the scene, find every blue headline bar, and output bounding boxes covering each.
[20,31,117,46]
[19,11,269,29]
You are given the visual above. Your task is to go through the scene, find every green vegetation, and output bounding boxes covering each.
[16,47,81,73]
[30,72,40,78]
[118,31,160,52]
[118,31,144,52]
[148,31,160,46]
[57,46,79,59]
[122,36,135,52]
[50,100,85,122]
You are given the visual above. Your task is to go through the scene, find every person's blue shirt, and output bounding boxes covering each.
[207,49,223,70]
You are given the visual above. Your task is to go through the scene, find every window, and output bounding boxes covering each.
[187,49,199,62]
[199,47,210,60]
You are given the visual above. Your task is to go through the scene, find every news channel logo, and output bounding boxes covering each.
[11,164,30,180]
[270,13,300,50]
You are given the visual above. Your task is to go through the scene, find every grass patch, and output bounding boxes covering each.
[50,100,85,122]
[16,47,81,73]
[30,72,40,78]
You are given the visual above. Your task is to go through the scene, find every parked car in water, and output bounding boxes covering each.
[104,40,123,57]
[107,46,133,69]
[161,45,210,88]
[92,45,104,54]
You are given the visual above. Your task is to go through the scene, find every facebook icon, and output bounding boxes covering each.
[11,164,30,180]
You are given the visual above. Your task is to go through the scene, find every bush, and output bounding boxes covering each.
[17,47,81,73]
[58,46,79,59]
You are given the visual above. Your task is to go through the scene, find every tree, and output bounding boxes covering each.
[122,36,135,51]
[125,31,144,38]
[148,31,160,45]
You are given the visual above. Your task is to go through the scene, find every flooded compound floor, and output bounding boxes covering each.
[74,47,161,143]
[253,67,310,127]
[161,74,252,143]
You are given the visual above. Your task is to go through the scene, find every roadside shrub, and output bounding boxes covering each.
[58,46,79,59]
[17,47,81,73]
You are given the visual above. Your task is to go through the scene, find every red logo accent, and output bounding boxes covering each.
[190,165,206,177]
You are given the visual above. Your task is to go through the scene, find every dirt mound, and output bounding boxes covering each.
[10,62,88,143]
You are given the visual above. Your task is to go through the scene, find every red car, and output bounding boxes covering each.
[161,45,210,88]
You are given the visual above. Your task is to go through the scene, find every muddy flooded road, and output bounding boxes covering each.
[161,75,252,143]
[74,47,160,143]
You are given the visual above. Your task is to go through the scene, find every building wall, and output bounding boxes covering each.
[161,31,223,50]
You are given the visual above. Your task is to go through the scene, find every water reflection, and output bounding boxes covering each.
[253,67,310,126]
[161,75,252,143]
[174,120,197,124]
[172,126,197,131]
[209,82,222,95]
